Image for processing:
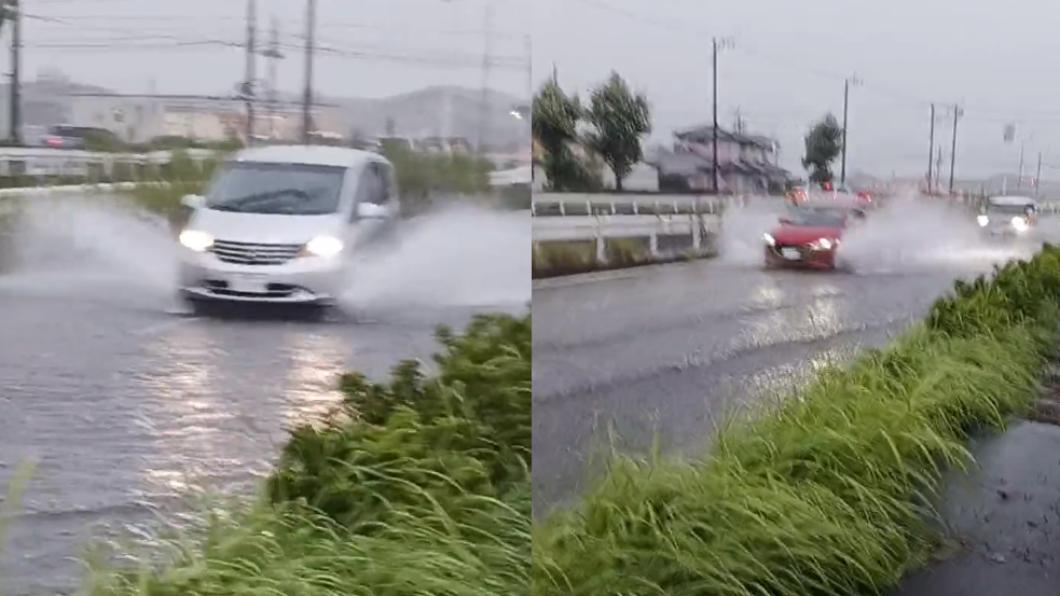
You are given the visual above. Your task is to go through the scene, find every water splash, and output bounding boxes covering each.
[341,204,530,310]
[1,196,531,313]
[838,195,1028,273]
[716,197,787,266]
[0,196,178,300]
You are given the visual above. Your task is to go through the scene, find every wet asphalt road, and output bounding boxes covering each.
[0,197,528,595]
[531,242,1044,513]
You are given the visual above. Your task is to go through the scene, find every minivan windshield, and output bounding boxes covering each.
[204,162,346,215]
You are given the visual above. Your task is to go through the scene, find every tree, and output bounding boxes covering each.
[585,72,651,191]
[532,79,601,191]
[532,79,580,160]
[802,114,843,184]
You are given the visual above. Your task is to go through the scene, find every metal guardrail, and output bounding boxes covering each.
[532,192,726,217]
[0,147,216,178]
[533,194,740,264]
[0,181,142,198]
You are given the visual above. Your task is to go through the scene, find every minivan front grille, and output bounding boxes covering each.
[212,239,303,266]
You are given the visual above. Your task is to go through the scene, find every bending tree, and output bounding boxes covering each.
[585,73,651,191]
[802,114,842,184]
[532,80,581,189]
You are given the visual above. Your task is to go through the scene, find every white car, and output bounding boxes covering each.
[977,195,1037,238]
[177,145,400,306]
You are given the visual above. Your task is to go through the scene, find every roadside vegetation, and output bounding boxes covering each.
[90,313,531,596]
[379,142,497,216]
[533,235,715,278]
[534,246,1060,595]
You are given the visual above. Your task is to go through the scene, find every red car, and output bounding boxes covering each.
[763,200,866,270]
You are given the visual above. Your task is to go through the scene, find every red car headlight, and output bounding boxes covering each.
[809,238,836,251]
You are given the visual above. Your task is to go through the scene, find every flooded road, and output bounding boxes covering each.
[0,196,529,595]
[532,199,1052,513]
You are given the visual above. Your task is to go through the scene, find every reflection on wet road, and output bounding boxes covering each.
[532,221,1047,513]
[0,196,528,595]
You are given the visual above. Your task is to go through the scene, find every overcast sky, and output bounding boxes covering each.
[18,0,528,99]
[533,0,1060,179]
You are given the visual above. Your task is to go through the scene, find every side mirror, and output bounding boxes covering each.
[181,194,205,209]
[357,202,388,219]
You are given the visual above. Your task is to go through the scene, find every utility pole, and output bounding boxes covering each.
[936,146,943,195]
[477,3,494,154]
[1035,152,1042,196]
[733,107,745,134]
[244,0,257,145]
[264,17,283,141]
[524,34,532,103]
[1017,142,1025,189]
[302,0,316,144]
[7,0,21,146]
[711,38,731,195]
[840,74,861,186]
[927,103,935,193]
[948,103,962,195]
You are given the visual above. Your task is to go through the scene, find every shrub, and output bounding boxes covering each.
[534,246,1060,595]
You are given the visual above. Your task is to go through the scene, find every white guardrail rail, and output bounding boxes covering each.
[0,147,216,178]
[532,193,726,261]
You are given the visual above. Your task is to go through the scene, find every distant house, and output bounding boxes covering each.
[650,125,792,194]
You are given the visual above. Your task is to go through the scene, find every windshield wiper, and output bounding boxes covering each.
[211,188,310,212]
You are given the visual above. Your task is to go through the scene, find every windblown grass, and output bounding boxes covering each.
[90,313,531,596]
[533,246,1060,595]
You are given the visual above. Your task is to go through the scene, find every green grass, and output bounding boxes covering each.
[533,246,1060,595]
[533,241,597,277]
[90,313,531,596]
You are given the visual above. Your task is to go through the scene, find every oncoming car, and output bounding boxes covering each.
[977,195,1037,238]
[177,145,399,307]
[763,200,866,270]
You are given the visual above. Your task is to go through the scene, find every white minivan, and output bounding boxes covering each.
[177,145,399,306]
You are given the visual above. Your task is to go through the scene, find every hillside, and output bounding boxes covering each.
[325,85,527,152]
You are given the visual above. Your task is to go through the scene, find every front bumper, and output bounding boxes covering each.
[764,244,836,269]
[178,251,345,305]
[983,225,1031,239]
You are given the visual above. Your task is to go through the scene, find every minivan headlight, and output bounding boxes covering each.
[302,235,344,258]
[977,214,989,227]
[179,229,214,252]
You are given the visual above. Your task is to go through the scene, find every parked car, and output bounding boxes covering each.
[44,125,122,150]
[177,145,400,308]
[763,199,866,270]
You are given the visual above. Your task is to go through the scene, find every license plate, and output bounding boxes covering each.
[228,273,266,293]
[781,248,801,260]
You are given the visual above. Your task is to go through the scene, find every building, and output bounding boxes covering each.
[66,93,346,145]
[651,125,792,194]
